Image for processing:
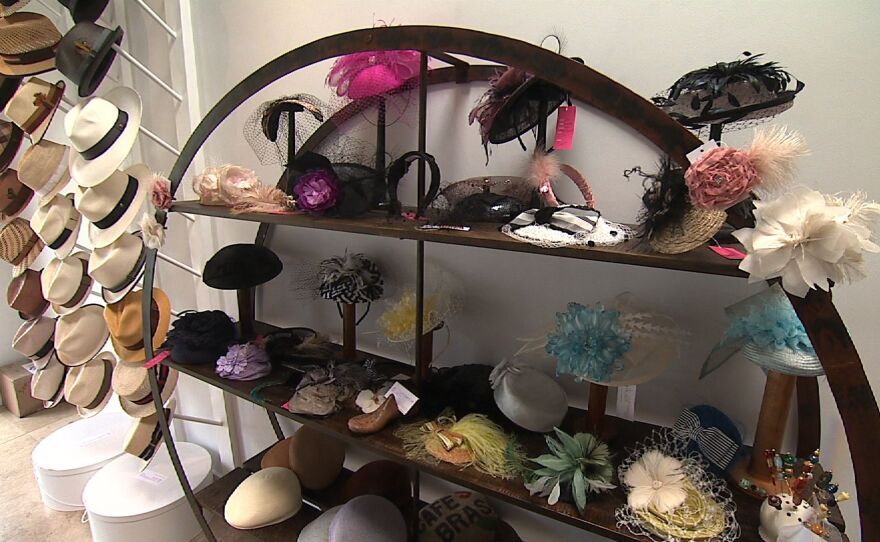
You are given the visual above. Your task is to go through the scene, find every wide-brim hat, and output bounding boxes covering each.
[741,342,823,377]
[115,361,178,418]
[0,168,32,221]
[42,252,92,315]
[65,86,142,187]
[105,287,171,362]
[30,351,66,407]
[202,243,283,290]
[57,0,110,23]
[0,12,60,76]
[0,0,30,18]
[123,397,174,465]
[30,194,81,259]
[88,230,145,304]
[649,204,727,254]
[74,164,149,248]
[18,139,72,206]
[63,351,114,417]
[56,21,122,97]
[55,304,109,366]
[7,267,47,318]
[0,216,44,276]
[490,360,568,433]
[0,118,23,170]
[3,77,64,142]
[12,314,54,360]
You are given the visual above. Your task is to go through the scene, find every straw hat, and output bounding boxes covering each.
[3,77,64,142]
[0,169,32,222]
[55,304,109,367]
[0,1,30,18]
[64,86,142,187]
[0,13,60,76]
[123,397,174,464]
[12,314,54,362]
[41,252,92,315]
[6,267,47,318]
[88,230,144,303]
[224,467,303,530]
[30,351,65,407]
[112,359,178,418]
[18,140,71,206]
[63,351,114,417]
[30,194,81,259]
[57,0,110,23]
[649,205,727,255]
[104,287,171,362]
[74,164,150,248]
[0,217,43,276]
[55,20,122,97]
[0,118,23,170]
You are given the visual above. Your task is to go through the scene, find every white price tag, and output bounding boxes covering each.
[384,382,419,415]
[616,385,637,422]
[686,140,722,164]
[137,470,167,485]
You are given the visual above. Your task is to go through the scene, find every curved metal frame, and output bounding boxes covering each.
[138,25,878,539]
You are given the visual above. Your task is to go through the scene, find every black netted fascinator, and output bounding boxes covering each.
[318,252,383,305]
[203,244,283,290]
[163,310,237,365]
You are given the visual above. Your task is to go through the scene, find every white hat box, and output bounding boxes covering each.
[82,441,213,542]
[31,411,130,511]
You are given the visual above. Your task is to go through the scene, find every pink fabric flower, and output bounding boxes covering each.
[685,147,759,210]
[150,175,172,210]
[326,50,421,99]
[294,168,340,214]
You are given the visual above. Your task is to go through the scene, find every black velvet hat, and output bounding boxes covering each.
[163,310,237,365]
[202,244,282,290]
[56,0,110,23]
[55,21,123,97]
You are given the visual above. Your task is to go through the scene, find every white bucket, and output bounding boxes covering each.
[82,442,213,542]
[31,411,131,511]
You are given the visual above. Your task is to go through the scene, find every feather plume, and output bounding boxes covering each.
[139,212,165,249]
[826,192,880,239]
[529,150,560,206]
[634,158,690,238]
[230,183,295,214]
[748,126,809,197]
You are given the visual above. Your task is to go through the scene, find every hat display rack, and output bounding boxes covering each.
[126,25,879,542]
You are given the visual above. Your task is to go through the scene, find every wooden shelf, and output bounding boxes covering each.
[168,323,766,542]
[169,201,747,278]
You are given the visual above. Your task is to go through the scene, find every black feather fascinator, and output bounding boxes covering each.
[629,157,689,239]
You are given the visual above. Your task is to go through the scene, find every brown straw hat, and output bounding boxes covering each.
[0,12,60,76]
[3,77,64,142]
[0,118,23,170]
[0,1,31,18]
[104,288,171,362]
[649,205,727,255]
[123,398,174,464]
[0,168,31,221]
[63,351,115,417]
[7,267,47,318]
[0,217,43,276]
[18,139,71,205]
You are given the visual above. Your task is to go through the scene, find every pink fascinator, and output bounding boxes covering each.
[326,50,421,100]
[192,164,295,214]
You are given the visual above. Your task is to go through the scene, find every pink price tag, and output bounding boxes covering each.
[553,106,577,150]
[709,245,747,260]
[144,351,171,369]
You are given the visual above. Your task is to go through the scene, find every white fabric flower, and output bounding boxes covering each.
[623,449,686,513]
[733,185,880,297]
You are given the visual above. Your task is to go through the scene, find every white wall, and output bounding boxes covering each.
[180,1,879,540]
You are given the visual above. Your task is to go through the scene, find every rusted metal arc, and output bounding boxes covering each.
[168,25,701,191]
[788,289,879,538]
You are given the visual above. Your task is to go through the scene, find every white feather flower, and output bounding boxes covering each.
[139,212,165,249]
[622,449,686,513]
[734,185,880,297]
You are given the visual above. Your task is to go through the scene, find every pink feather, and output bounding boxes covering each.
[529,150,561,206]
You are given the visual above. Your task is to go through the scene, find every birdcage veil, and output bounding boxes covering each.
[243,94,329,166]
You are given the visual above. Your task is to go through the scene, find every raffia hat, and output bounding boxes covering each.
[30,351,65,407]
[55,304,109,367]
[74,164,149,248]
[123,397,174,464]
[6,267,47,318]
[0,118,23,170]
[3,77,64,142]
[12,314,54,362]
[30,194,81,259]
[18,139,71,205]
[649,205,727,254]
[104,287,171,362]
[63,351,114,417]
[64,86,142,186]
[0,169,32,222]
[88,230,144,303]
[0,1,31,18]
[0,217,43,276]
[0,13,60,76]
[55,20,122,97]
[41,252,92,315]
[112,359,178,418]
